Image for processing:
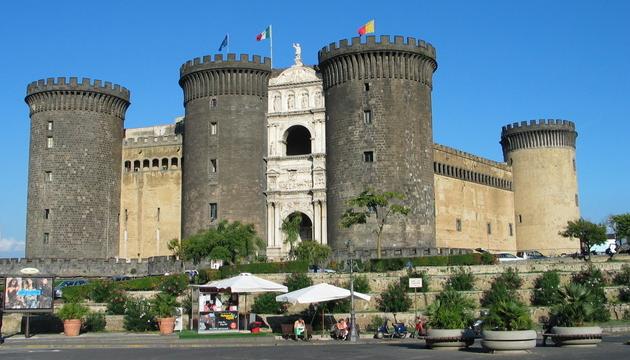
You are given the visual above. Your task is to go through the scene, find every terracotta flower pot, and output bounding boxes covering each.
[158,317,176,335]
[63,319,82,337]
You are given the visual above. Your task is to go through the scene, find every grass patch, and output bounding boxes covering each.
[178,330,275,339]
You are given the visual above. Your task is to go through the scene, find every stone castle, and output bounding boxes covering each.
[23,35,580,261]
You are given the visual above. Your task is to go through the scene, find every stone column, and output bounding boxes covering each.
[321,201,328,245]
[313,201,322,243]
[274,203,281,248]
[267,203,275,248]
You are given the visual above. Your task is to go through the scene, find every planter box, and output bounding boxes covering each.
[426,328,474,349]
[482,330,537,351]
[550,326,602,347]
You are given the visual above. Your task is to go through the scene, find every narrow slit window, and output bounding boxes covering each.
[518,214,522,223]
[456,218,462,232]
[44,209,50,219]
[209,203,218,221]
[363,151,374,162]
[509,223,514,236]
[210,159,217,173]
[43,232,49,244]
[487,222,492,235]
[363,110,372,125]
[45,171,52,182]
[210,122,217,135]
[47,121,53,131]
[46,136,54,148]
[364,82,370,91]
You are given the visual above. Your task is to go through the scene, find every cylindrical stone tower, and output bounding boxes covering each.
[24,77,130,259]
[318,35,438,253]
[500,119,580,255]
[179,54,271,239]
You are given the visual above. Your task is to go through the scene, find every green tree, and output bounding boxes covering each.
[610,213,630,244]
[281,213,302,258]
[377,282,411,313]
[176,220,264,265]
[284,272,313,292]
[560,219,607,261]
[167,238,182,258]
[293,241,331,266]
[340,189,410,258]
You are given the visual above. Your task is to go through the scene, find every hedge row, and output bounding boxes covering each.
[62,274,187,303]
[355,253,495,272]
[218,261,309,278]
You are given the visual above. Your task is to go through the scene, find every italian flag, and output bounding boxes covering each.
[358,20,375,36]
[256,26,271,41]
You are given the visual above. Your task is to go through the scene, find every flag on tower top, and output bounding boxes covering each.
[218,34,228,51]
[358,20,375,36]
[256,26,271,41]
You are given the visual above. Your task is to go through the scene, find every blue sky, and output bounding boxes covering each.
[0,0,628,257]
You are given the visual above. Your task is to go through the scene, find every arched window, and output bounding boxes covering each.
[133,160,141,172]
[284,125,312,156]
[124,161,131,172]
[152,159,159,168]
[161,158,169,170]
[171,157,179,168]
[143,159,150,169]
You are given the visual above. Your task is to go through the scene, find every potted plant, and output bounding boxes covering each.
[481,299,536,352]
[425,288,476,349]
[548,283,602,347]
[57,302,89,336]
[152,292,178,335]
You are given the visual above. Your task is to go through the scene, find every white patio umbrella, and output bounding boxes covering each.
[196,273,287,330]
[200,272,288,293]
[275,283,370,304]
[275,283,371,335]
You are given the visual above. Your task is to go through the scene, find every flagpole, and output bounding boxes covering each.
[227,33,230,54]
[269,24,273,68]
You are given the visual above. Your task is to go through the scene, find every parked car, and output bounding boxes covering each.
[516,250,546,259]
[496,253,524,262]
[54,279,89,298]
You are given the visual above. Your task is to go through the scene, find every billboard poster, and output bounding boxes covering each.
[3,277,54,312]
[214,311,238,330]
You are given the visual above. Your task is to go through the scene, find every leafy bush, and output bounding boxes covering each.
[427,288,475,329]
[613,265,630,286]
[481,268,522,307]
[355,253,494,272]
[293,241,332,266]
[159,274,189,296]
[84,311,106,332]
[483,299,533,331]
[251,293,286,314]
[118,276,164,291]
[284,272,313,292]
[446,267,475,291]
[572,265,609,322]
[400,271,430,293]
[532,271,561,306]
[151,292,179,318]
[326,275,371,313]
[220,261,309,278]
[618,287,630,303]
[106,289,128,315]
[124,298,157,332]
[61,284,91,303]
[57,302,89,321]
[89,280,119,303]
[368,315,386,331]
[551,283,596,327]
[377,282,411,313]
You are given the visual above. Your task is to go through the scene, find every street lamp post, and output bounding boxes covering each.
[346,239,358,342]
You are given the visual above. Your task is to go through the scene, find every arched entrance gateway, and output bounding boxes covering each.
[285,212,313,243]
[284,125,311,156]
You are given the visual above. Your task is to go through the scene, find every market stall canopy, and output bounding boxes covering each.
[197,273,288,293]
[275,283,371,304]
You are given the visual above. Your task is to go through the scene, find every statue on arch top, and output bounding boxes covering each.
[292,43,303,66]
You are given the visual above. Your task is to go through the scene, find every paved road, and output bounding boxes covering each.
[1,337,629,360]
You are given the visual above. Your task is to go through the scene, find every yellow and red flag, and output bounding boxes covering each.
[358,20,375,36]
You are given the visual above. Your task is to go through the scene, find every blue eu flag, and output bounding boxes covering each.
[218,35,228,51]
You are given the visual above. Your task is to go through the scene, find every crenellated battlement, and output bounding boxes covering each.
[179,53,271,103]
[25,77,130,119]
[123,134,182,147]
[317,35,437,90]
[501,119,575,134]
[26,77,130,101]
[318,35,436,63]
[180,53,271,77]
[500,119,578,158]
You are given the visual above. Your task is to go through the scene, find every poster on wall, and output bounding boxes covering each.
[3,277,54,312]
[214,311,239,330]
